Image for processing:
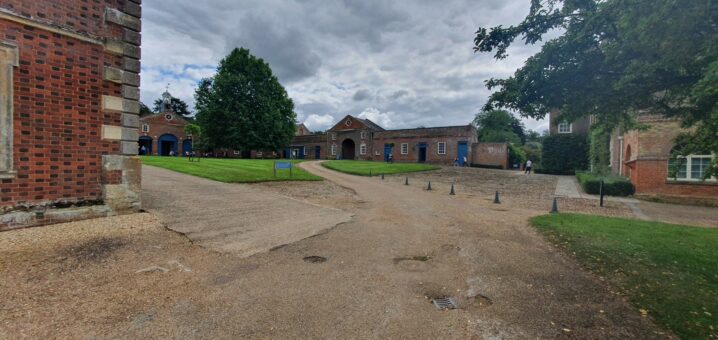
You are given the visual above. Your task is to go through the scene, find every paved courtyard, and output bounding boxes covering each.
[142,165,352,256]
[0,162,674,338]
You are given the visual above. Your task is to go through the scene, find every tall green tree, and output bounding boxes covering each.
[474,0,718,177]
[153,96,192,117]
[194,48,296,151]
[139,102,153,117]
[473,109,525,144]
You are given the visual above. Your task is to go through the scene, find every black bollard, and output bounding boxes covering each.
[599,179,604,207]
[551,197,559,213]
[494,191,501,204]
[405,177,409,185]
[450,183,456,195]
[381,173,384,180]
[427,181,432,191]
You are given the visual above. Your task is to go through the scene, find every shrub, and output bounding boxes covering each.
[540,134,589,174]
[508,143,527,169]
[576,171,635,196]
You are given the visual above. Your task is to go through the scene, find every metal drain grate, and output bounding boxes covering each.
[432,297,458,310]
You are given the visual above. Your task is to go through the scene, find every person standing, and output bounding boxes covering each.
[525,159,533,174]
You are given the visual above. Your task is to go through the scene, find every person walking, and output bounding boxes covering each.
[463,156,469,167]
[453,157,459,167]
[525,159,533,174]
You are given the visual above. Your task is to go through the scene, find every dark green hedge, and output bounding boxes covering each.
[576,172,635,196]
[540,134,589,175]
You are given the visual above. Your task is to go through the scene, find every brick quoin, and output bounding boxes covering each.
[0,0,142,229]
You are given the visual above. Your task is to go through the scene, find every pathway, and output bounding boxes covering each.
[554,175,718,226]
[141,165,352,256]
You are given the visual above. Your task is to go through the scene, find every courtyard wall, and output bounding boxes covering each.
[0,1,142,230]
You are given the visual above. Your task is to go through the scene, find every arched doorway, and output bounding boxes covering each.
[341,139,355,160]
[138,136,153,155]
[158,134,178,156]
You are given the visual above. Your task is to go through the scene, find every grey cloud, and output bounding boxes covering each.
[352,89,371,101]
[141,0,548,132]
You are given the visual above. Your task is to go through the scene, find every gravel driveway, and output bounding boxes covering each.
[0,162,669,338]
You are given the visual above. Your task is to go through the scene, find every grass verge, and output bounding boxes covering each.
[322,160,439,176]
[531,213,718,339]
[140,156,322,183]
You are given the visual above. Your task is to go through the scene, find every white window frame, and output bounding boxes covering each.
[360,131,367,139]
[558,122,572,134]
[668,154,716,182]
[331,132,336,140]
[142,123,149,133]
[360,143,367,155]
[0,42,18,178]
[331,143,337,156]
[400,143,409,155]
[437,142,446,155]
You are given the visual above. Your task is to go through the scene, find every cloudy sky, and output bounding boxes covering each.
[140,0,548,132]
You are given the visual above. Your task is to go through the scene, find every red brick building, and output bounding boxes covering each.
[0,1,142,229]
[284,115,508,167]
[610,114,718,202]
[138,90,193,156]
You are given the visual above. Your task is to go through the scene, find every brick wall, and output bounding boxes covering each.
[471,143,509,169]
[139,113,191,155]
[633,159,718,200]
[0,1,142,230]
[371,126,476,165]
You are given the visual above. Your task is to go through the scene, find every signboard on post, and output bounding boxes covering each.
[274,161,292,177]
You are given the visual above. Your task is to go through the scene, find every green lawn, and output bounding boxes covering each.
[140,156,322,183]
[531,213,718,339]
[322,160,440,176]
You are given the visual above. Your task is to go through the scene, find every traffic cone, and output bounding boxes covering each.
[494,191,500,204]
[551,197,559,213]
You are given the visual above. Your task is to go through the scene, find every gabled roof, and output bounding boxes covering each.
[328,115,385,132]
[140,112,190,125]
[355,117,385,131]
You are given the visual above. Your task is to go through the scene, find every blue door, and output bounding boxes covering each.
[138,136,152,155]
[457,141,468,166]
[182,139,192,155]
[158,134,178,156]
[295,146,305,159]
[417,143,427,163]
[384,144,393,162]
[315,146,321,159]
